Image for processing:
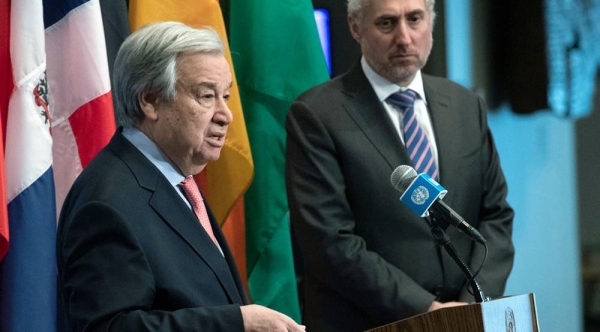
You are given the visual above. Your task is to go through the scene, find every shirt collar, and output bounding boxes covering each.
[122,126,186,187]
[360,56,427,104]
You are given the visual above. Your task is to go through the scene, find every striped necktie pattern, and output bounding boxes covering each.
[387,89,439,180]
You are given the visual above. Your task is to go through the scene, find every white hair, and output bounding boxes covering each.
[113,21,225,127]
[347,0,436,25]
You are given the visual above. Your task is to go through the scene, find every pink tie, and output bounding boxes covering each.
[179,177,218,246]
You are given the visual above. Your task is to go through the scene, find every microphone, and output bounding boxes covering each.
[390,165,487,244]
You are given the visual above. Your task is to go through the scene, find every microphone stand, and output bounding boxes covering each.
[426,215,488,303]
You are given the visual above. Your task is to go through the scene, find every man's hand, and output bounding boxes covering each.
[428,300,467,312]
[241,304,306,332]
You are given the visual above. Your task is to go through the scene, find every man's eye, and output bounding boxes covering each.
[194,93,215,107]
[376,19,396,32]
[193,92,214,102]
[223,94,231,102]
[409,17,420,23]
[200,94,214,100]
[407,14,424,26]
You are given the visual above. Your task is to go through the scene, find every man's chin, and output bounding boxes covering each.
[384,67,419,85]
[192,149,221,167]
[203,150,222,163]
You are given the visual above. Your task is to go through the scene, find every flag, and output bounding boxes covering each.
[0,0,11,262]
[0,0,57,330]
[0,0,115,329]
[229,0,329,322]
[44,0,116,211]
[129,0,254,285]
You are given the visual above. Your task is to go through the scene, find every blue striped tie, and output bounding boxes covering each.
[387,89,439,180]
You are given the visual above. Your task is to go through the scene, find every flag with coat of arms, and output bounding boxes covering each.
[0,0,115,330]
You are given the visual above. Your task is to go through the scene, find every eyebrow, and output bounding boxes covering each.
[191,82,217,90]
[189,81,233,90]
[375,9,426,20]
[376,14,398,21]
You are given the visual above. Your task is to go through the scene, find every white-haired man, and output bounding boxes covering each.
[58,22,305,332]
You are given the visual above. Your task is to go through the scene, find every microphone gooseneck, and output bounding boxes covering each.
[390,164,489,303]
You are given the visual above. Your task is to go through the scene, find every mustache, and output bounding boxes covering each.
[390,52,417,58]
[390,46,417,57]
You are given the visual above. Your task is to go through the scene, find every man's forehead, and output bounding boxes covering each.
[176,54,231,85]
[365,0,428,15]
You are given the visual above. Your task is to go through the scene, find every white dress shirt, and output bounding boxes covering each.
[360,57,439,168]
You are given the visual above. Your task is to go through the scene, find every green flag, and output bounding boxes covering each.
[229,0,329,322]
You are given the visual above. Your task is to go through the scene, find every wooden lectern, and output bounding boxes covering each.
[365,293,539,332]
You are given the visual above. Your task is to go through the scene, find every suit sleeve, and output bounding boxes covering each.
[286,100,436,324]
[57,201,245,332]
[459,95,515,301]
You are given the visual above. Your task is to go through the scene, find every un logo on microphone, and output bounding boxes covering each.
[411,186,429,205]
[400,173,447,217]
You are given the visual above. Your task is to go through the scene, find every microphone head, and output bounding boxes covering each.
[390,165,418,193]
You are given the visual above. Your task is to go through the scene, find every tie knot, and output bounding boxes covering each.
[179,177,203,203]
[388,89,418,112]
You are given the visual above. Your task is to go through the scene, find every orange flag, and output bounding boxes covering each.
[129,0,254,286]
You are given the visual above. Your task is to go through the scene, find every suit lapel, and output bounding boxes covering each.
[422,75,459,198]
[340,64,411,171]
[110,131,244,304]
[149,188,244,304]
[204,203,249,304]
[338,67,465,186]
[422,77,468,276]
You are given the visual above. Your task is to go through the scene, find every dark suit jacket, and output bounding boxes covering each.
[285,63,515,332]
[57,129,248,332]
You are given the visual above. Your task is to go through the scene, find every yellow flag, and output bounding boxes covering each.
[129,0,254,227]
[129,0,254,288]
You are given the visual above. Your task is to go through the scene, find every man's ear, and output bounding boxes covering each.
[138,91,160,121]
[348,15,362,42]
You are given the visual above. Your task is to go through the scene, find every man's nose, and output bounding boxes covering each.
[213,98,233,126]
[394,21,411,45]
